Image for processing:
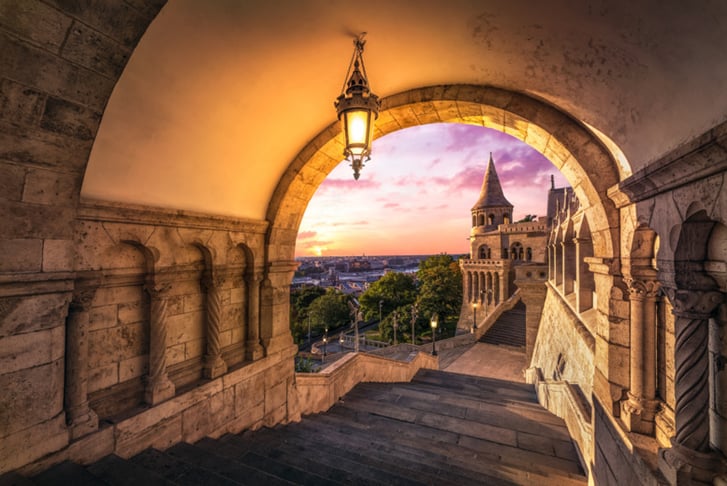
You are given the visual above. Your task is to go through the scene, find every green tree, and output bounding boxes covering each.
[416,254,462,338]
[378,304,425,344]
[359,271,417,321]
[289,285,326,343]
[307,290,351,333]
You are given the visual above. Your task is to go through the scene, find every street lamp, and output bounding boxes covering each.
[430,314,438,356]
[472,302,478,334]
[334,33,380,180]
[322,327,328,363]
[411,303,418,345]
[339,332,345,351]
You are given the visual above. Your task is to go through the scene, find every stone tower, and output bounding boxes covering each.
[471,153,514,231]
[459,154,550,333]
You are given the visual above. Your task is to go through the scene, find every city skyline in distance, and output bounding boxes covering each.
[296,123,569,258]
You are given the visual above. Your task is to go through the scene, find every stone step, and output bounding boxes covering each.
[87,454,174,485]
[4,366,586,485]
[194,436,357,485]
[32,461,106,486]
[0,471,37,486]
[167,441,337,486]
[410,369,538,403]
[480,303,526,347]
[129,448,243,485]
[296,411,517,486]
[222,433,425,486]
[345,384,573,444]
[320,405,585,485]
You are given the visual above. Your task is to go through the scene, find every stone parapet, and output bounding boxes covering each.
[18,343,298,475]
[295,351,438,416]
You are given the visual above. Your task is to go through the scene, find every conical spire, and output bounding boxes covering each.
[471,153,513,211]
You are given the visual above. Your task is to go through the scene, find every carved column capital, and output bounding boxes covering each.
[664,288,723,319]
[624,277,661,301]
[144,280,173,299]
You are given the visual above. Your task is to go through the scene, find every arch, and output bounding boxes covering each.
[478,245,489,259]
[266,86,621,264]
[478,214,486,226]
[503,213,511,224]
[488,214,495,225]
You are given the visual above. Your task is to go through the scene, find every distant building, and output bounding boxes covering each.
[458,154,565,330]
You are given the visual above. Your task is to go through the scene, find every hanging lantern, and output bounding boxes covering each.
[334,33,380,180]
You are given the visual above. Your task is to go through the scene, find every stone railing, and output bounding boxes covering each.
[526,367,593,477]
[295,351,438,416]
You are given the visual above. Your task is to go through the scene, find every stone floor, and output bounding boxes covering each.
[440,342,528,383]
[3,369,586,486]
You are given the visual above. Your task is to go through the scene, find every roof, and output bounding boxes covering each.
[471,154,513,211]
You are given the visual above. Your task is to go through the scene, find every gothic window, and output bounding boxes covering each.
[526,247,532,261]
[478,245,488,259]
[503,213,510,224]
[478,214,485,226]
[511,242,523,260]
[488,214,495,225]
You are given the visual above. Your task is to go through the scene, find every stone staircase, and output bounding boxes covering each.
[480,301,526,348]
[1,369,587,485]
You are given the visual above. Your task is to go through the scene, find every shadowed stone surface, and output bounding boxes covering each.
[3,369,586,485]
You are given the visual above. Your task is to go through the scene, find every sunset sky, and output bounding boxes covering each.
[296,123,569,257]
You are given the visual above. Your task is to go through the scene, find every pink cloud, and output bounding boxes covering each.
[318,177,381,192]
[383,202,400,209]
[297,230,317,239]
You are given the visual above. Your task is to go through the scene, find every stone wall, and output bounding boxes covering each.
[0,198,302,473]
[530,285,595,399]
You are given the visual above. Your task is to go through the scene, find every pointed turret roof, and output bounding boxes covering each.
[471,153,513,210]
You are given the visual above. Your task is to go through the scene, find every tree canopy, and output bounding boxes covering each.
[306,290,351,333]
[358,271,417,321]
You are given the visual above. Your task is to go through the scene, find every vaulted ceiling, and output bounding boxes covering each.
[81,0,727,220]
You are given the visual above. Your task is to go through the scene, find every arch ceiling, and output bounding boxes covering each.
[82,0,727,220]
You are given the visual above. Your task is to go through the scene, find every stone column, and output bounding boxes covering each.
[622,278,660,435]
[464,270,472,303]
[64,277,100,440]
[144,282,176,405]
[659,289,724,485]
[499,271,507,303]
[202,273,228,379]
[245,271,264,361]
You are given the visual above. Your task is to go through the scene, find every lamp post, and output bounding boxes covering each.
[339,332,344,351]
[334,33,380,180]
[472,302,478,334]
[430,314,438,356]
[322,327,328,363]
[411,303,418,345]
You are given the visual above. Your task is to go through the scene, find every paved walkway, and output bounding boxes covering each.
[442,342,528,383]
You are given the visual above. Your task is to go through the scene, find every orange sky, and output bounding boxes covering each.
[296,123,568,257]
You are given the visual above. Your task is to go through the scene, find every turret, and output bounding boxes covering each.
[471,153,514,229]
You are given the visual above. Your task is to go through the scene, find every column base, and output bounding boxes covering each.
[621,393,658,435]
[203,354,228,379]
[145,376,175,405]
[659,439,724,485]
[66,406,99,441]
[245,341,265,361]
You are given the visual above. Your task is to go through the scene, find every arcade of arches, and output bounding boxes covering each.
[0,2,726,485]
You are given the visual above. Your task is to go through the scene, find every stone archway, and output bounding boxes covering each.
[266,84,629,411]
[266,85,622,263]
